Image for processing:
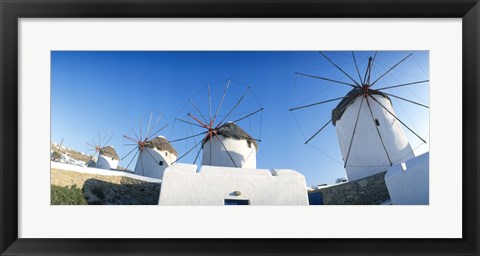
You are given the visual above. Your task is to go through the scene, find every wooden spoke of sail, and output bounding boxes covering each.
[367,52,378,85]
[305,119,332,145]
[86,142,96,149]
[303,92,357,144]
[145,112,153,140]
[365,97,392,166]
[370,53,412,87]
[212,80,231,126]
[131,128,140,141]
[193,141,203,164]
[319,51,361,87]
[380,92,429,108]
[363,57,372,86]
[344,97,365,168]
[214,135,238,167]
[368,92,426,143]
[121,145,140,161]
[230,108,264,124]
[208,84,212,123]
[171,139,204,165]
[124,149,140,171]
[175,117,206,129]
[143,146,162,166]
[139,153,145,176]
[352,51,363,85]
[189,99,210,126]
[144,124,169,142]
[103,134,113,148]
[375,80,429,91]
[289,97,344,111]
[216,86,251,128]
[123,135,138,143]
[295,72,358,89]
[139,116,143,142]
[168,131,209,143]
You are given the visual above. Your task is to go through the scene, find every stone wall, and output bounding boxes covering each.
[311,171,390,205]
[51,168,161,205]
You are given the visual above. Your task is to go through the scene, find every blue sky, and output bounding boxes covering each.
[51,51,429,186]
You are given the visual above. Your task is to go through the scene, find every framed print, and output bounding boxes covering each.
[1,0,479,255]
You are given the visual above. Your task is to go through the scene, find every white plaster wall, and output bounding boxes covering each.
[51,161,162,183]
[385,152,429,205]
[159,164,308,205]
[336,95,415,181]
[134,148,177,179]
[202,135,256,168]
[96,154,118,170]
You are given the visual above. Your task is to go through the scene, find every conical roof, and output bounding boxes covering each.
[202,122,258,150]
[99,146,119,160]
[145,136,178,157]
[332,88,391,126]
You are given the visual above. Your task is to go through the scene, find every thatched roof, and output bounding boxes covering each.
[203,122,258,150]
[332,88,391,126]
[99,146,119,160]
[145,136,178,157]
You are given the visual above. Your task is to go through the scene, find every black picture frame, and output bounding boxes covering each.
[1,0,478,255]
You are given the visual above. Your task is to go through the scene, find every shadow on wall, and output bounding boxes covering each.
[82,178,161,205]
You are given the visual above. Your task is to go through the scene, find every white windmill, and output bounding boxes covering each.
[291,51,429,181]
[170,79,263,169]
[122,113,174,179]
[86,131,118,170]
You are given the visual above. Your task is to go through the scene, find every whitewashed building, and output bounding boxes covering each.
[159,122,308,205]
[385,152,429,205]
[333,88,415,181]
[159,164,308,205]
[96,146,119,170]
[202,122,257,168]
[134,136,177,179]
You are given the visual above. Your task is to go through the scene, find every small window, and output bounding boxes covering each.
[165,152,168,156]
[224,199,249,205]
[375,119,380,126]
[159,161,164,166]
